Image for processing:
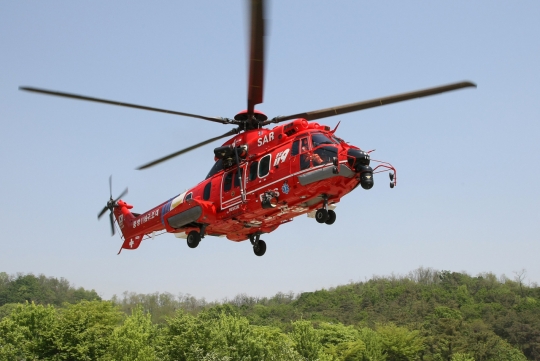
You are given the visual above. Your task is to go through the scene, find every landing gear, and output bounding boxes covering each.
[325,210,336,225]
[186,231,200,249]
[315,209,328,223]
[253,240,267,256]
[249,233,267,257]
[315,195,337,225]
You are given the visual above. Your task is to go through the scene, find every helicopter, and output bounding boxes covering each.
[20,0,475,257]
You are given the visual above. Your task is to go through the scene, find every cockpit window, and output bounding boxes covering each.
[332,135,344,144]
[311,133,335,147]
[206,159,223,179]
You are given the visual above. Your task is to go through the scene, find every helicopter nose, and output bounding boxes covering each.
[347,148,370,168]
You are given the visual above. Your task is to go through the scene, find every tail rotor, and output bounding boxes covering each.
[98,175,128,236]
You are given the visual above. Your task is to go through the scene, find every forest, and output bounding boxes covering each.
[0,268,539,361]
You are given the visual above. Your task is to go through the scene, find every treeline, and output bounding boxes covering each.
[0,268,538,360]
[0,272,100,308]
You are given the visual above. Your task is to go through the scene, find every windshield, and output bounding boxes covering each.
[206,159,223,179]
[312,133,335,147]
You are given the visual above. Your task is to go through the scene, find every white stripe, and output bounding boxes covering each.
[221,161,351,209]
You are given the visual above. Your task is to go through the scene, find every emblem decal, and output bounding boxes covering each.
[273,149,290,166]
[282,181,290,194]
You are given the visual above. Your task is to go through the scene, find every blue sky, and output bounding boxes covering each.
[1,1,539,300]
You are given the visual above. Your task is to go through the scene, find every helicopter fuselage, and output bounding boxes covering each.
[114,118,395,252]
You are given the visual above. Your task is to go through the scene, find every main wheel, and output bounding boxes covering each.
[186,231,200,249]
[253,240,267,256]
[325,210,336,225]
[315,209,328,223]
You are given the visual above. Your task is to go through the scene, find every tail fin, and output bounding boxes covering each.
[112,200,143,253]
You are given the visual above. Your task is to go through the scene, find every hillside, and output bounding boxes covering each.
[1,268,539,360]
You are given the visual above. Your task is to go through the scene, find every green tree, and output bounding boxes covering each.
[450,353,474,361]
[54,300,123,361]
[290,320,323,360]
[358,327,386,361]
[101,306,158,361]
[0,302,57,359]
[161,308,301,361]
[376,323,424,361]
[0,317,28,361]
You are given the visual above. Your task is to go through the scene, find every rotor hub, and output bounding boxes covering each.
[234,109,268,121]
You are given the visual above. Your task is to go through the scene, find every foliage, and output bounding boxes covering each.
[0,268,537,360]
[53,300,123,361]
[0,272,100,307]
[376,323,424,361]
[159,307,303,361]
[101,306,158,361]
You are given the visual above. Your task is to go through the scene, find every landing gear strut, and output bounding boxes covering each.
[249,233,267,257]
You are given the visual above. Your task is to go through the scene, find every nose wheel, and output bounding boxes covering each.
[249,233,267,256]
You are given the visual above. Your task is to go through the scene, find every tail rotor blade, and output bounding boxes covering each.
[108,175,113,198]
[109,211,115,236]
[114,188,128,202]
[98,206,109,220]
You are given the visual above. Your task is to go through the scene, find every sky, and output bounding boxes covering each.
[1,1,539,301]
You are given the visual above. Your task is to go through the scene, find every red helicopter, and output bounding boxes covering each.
[20,0,475,256]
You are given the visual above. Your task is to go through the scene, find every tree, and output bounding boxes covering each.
[358,327,386,361]
[53,300,123,361]
[376,323,424,361]
[0,302,57,360]
[101,306,158,361]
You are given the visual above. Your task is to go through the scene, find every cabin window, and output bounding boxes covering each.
[249,161,258,181]
[258,155,271,178]
[203,181,211,200]
[233,168,242,188]
[291,140,300,156]
[185,192,193,201]
[223,171,233,192]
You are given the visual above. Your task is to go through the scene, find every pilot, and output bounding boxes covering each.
[301,139,323,167]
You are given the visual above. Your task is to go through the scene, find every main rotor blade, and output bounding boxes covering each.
[246,0,266,116]
[137,129,239,170]
[266,81,476,124]
[19,86,233,125]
